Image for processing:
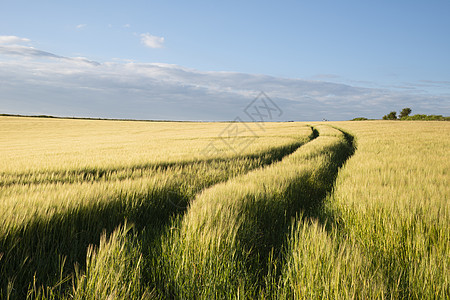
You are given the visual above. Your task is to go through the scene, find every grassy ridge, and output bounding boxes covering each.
[325,121,449,298]
[147,125,353,298]
[1,144,309,298]
[276,121,449,299]
[1,118,447,299]
[0,148,311,187]
[0,119,312,298]
[0,116,306,173]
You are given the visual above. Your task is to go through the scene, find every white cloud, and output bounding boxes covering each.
[124,24,131,28]
[0,45,449,121]
[0,35,31,45]
[0,44,60,60]
[140,33,164,48]
[76,24,87,29]
[0,43,100,66]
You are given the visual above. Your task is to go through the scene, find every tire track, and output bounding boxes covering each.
[148,125,356,298]
[0,127,316,299]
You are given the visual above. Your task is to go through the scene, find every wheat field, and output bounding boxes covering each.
[0,117,448,299]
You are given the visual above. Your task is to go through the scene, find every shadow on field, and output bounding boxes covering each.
[146,127,357,298]
[0,186,188,298]
[0,149,306,187]
[239,128,356,288]
[0,137,313,299]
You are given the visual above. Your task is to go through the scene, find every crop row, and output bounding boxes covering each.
[60,125,354,299]
[0,129,313,299]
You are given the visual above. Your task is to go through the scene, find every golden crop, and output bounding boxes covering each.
[0,117,447,299]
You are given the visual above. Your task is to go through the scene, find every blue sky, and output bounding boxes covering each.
[1,0,449,120]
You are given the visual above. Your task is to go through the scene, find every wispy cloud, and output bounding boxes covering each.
[140,33,164,48]
[418,80,450,87]
[0,35,31,44]
[0,41,100,66]
[0,42,448,120]
[311,74,341,80]
[76,24,87,29]
[0,44,62,59]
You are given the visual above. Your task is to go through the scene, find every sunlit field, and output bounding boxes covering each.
[0,117,448,299]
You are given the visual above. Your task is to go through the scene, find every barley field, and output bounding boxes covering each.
[0,117,448,299]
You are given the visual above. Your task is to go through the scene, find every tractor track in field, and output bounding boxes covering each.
[0,138,311,188]
[0,127,318,299]
[147,125,357,298]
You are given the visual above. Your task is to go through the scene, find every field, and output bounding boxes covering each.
[0,117,448,299]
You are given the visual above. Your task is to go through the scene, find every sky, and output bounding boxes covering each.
[1,0,449,121]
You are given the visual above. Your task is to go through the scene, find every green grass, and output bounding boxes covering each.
[106,125,354,299]
[322,121,450,298]
[0,117,448,299]
[0,117,312,298]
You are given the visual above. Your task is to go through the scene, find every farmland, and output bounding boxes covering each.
[0,117,448,299]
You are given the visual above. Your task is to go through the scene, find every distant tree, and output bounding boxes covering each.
[383,111,397,120]
[402,114,449,121]
[399,108,412,119]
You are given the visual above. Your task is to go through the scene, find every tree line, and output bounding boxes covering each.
[382,108,449,120]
